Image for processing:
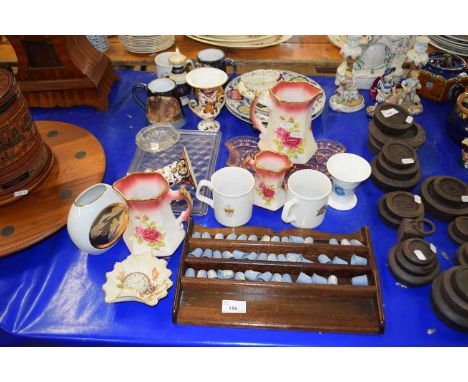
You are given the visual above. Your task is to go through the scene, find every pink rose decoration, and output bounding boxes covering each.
[275,127,302,149]
[259,182,275,199]
[135,226,162,243]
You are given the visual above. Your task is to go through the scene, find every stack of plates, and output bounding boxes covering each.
[186,35,293,49]
[119,35,175,54]
[429,35,468,57]
[328,35,367,48]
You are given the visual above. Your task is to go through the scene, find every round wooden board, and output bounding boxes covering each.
[0,121,106,257]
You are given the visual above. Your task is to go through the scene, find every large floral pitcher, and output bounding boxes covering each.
[250,81,323,164]
[113,172,192,257]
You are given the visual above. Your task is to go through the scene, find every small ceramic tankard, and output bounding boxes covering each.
[197,48,237,74]
[244,150,292,211]
[113,172,192,257]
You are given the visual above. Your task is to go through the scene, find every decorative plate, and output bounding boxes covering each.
[225,136,345,178]
[186,35,293,49]
[328,35,367,48]
[225,70,326,125]
[102,252,173,306]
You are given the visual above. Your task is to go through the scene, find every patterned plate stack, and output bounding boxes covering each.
[119,35,175,54]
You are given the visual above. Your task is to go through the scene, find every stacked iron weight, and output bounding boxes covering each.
[368,103,426,155]
[0,68,53,206]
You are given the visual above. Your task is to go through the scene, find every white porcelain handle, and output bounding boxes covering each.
[281,197,299,224]
[195,179,214,208]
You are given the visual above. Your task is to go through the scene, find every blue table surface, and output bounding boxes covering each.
[1,70,467,346]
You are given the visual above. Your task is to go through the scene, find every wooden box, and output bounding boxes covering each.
[172,220,385,334]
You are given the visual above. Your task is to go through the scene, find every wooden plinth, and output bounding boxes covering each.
[0,121,106,257]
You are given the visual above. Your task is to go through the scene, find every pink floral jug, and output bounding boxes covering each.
[245,150,292,211]
[113,172,192,257]
[250,81,323,164]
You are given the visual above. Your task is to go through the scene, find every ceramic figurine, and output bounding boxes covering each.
[349,35,415,89]
[397,70,423,115]
[329,71,365,113]
[113,172,192,257]
[102,252,173,306]
[186,67,228,132]
[367,67,397,117]
[406,36,430,70]
[244,150,292,211]
[250,81,324,164]
[168,49,194,106]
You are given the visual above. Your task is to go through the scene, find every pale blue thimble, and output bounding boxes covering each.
[281,236,290,242]
[350,239,364,246]
[277,254,287,262]
[237,234,248,240]
[271,273,282,282]
[226,233,237,240]
[282,274,293,283]
[197,270,207,278]
[311,273,327,285]
[191,231,201,239]
[329,238,339,245]
[217,269,234,279]
[235,271,245,280]
[340,238,351,246]
[245,270,260,281]
[304,237,314,244]
[184,268,195,277]
[286,252,301,262]
[257,253,268,261]
[257,271,272,282]
[352,274,369,286]
[261,235,271,241]
[297,272,312,284]
[245,252,258,260]
[271,235,280,242]
[350,255,368,266]
[201,248,213,258]
[318,254,332,264]
[332,256,348,265]
[289,235,305,243]
[214,233,224,240]
[202,232,211,239]
[207,269,217,279]
[328,275,338,285]
[232,250,245,260]
[302,257,313,263]
[189,248,203,257]
[222,250,233,259]
[248,234,258,241]
[213,250,222,259]
[267,253,277,261]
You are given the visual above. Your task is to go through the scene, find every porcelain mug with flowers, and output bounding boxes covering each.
[113,172,192,257]
[244,150,292,211]
[250,81,323,164]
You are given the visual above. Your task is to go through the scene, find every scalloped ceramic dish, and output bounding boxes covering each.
[103,253,173,306]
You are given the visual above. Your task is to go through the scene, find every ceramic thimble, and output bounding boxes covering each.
[213,250,222,258]
[350,239,364,246]
[217,269,234,279]
[281,236,289,242]
[201,248,213,258]
[328,275,338,285]
[226,233,237,240]
[248,234,258,241]
[235,271,245,280]
[351,274,369,286]
[332,256,348,265]
[271,236,280,242]
[238,234,248,240]
[222,250,233,259]
[207,269,217,279]
[232,250,245,259]
[245,252,258,260]
[297,272,313,284]
[302,257,313,263]
[318,254,332,264]
[190,248,203,257]
[277,254,287,262]
[304,237,314,243]
[267,253,277,261]
[271,273,282,282]
[197,270,207,278]
[286,253,301,262]
[245,270,260,281]
[289,235,304,243]
[257,271,272,282]
[350,255,368,266]
[257,253,268,261]
[202,232,211,239]
[184,268,195,277]
[340,238,351,245]
[329,238,339,245]
[282,274,293,283]
[192,231,201,238]
[261,235,271,241]
[214,233,224,240]
[311,273,328,284]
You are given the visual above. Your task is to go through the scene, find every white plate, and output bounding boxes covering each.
[186,35,293,49]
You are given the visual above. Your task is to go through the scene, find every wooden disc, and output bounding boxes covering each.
[457,243,468,266]
[433,176,467,206]
[0,121,106,257]
[374,103,413,135]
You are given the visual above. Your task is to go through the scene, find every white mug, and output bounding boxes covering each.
[196,167,254,227]
[154,51,177,79]
[281,169,332,228]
